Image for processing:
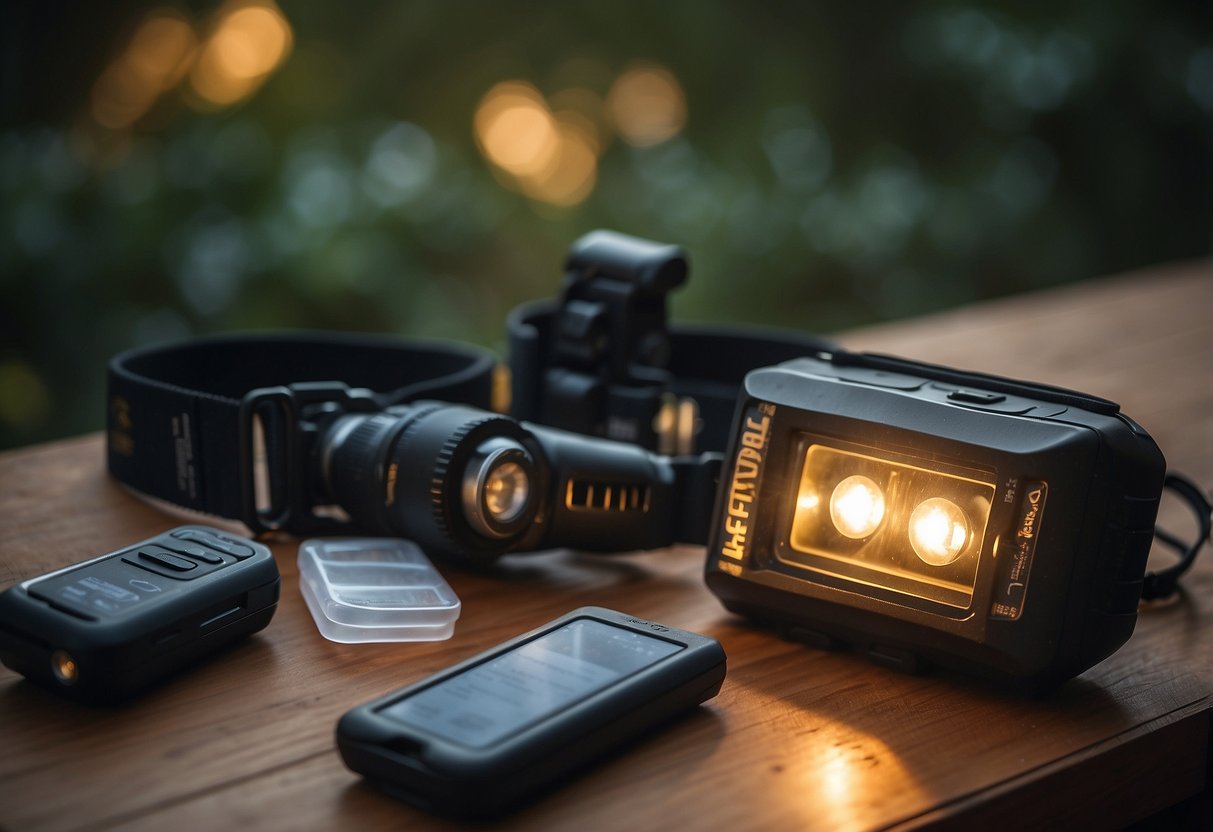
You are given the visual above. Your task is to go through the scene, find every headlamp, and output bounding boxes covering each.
[312,399,717,565]
[104,230,1205,691]
[704,352,1169,692]
[106,231,824,564]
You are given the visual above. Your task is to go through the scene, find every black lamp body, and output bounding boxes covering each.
[705,355,1166,692]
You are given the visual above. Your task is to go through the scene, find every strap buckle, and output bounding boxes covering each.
[238,382,377,535]
[541,230,697,452]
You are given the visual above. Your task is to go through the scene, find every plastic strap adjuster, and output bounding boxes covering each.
[238,382,378,535]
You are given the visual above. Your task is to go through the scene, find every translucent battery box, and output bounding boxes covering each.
[298,538,461,643]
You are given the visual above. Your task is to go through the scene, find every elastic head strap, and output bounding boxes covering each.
[106,332,496,525]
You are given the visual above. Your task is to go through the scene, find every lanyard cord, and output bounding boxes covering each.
[1141,471,1213,600]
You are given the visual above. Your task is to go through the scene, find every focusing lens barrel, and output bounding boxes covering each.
[317,400,697,565]
[318,403,545,564]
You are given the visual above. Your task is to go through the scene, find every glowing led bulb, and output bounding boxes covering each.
[909,498,970,565]
[484,460,529,524]
[829,475,886,539]
[50,650,78,686]
[461,437,535,539]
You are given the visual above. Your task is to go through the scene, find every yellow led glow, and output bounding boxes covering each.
[787,444,994,609]
[50,650,79,686]
[797,494,820,511]
[908,498,970,566]
[828,475,885,539]
[484,461,529,523]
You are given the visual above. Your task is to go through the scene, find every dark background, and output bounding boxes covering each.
[1,1,1210,450]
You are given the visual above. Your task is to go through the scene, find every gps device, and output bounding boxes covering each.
[337,606,727,818]
[0,525,280,703]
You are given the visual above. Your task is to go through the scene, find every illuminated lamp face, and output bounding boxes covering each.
[785,443,995,609]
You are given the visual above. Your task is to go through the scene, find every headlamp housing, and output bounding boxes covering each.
[704,353,1166,692]
[312,398,718,566]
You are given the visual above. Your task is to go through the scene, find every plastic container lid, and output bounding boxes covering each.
[297,538,461,643]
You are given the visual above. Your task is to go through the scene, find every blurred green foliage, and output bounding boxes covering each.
[1,1,1210,450]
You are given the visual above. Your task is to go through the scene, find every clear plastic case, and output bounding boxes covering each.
[297,538,461,643]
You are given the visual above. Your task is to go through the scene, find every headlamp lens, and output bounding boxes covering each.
[484,460,530,524]
[908,497,970,566]
[785,441,995,609]
[461,437,538,540]
[829,475,886,539]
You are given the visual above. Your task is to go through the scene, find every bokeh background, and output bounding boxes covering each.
[2,1,1210,450]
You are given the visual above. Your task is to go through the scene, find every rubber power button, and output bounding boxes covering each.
[138,550,197,572]
[947,389,1006,405]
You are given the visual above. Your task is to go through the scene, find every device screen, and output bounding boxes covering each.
[379,618,684,749]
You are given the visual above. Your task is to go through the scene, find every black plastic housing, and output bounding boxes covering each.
[704,354,1166,693]
[320,401,711,565]
[336,606,726,819]
[0,525,280,703]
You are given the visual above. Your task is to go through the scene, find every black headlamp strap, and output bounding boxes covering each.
[106,232,840,535]
[107,332,496,523]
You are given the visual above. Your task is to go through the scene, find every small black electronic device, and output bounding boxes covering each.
[0,525,280,703]
[336,606,726,818]
[704,353,1168,692]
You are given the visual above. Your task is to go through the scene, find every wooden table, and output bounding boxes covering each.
[1,263,1210,830]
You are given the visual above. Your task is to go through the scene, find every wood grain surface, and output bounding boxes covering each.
[1,262,1209,831]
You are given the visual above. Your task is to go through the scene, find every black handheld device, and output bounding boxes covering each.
[0,525,280,703]
[337,606,726,818]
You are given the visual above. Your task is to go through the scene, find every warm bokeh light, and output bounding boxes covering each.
[91,64,158,131]
[607,63,687,146]
[189,0,293,108]
[4,2,1206,457]
[128,13,198,88]
[87,1,291,133]
[474,67,685,204]
[90,9,197,130]
[520,116,598,206]
[549,87,611,155]
[474,81,600,207]
[475,82,560,177]
[210,5,291,78]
